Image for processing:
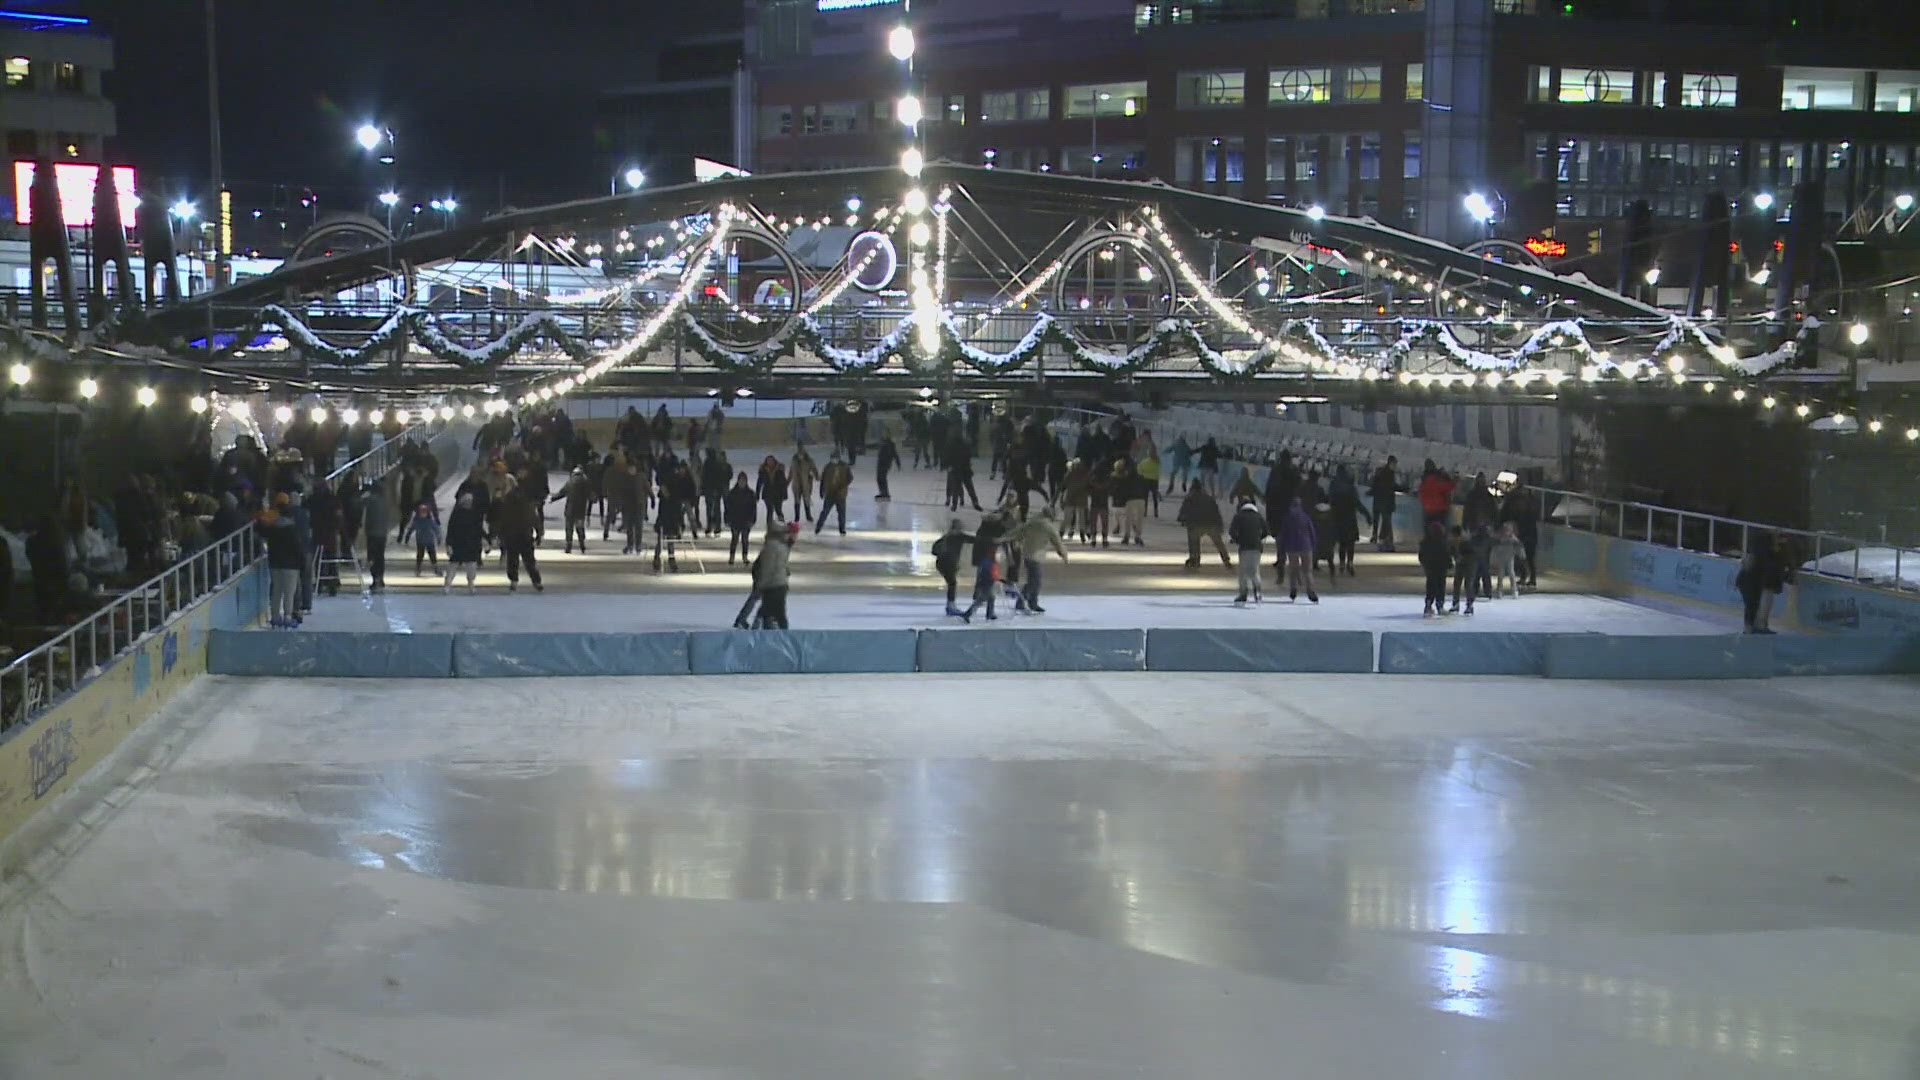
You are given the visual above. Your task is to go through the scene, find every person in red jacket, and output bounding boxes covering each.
[1417,460,1456,529]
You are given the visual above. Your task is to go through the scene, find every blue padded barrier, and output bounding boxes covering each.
[688,630,803,674]
[917,628,1146,672]
[1772,634,1920,677]
[208,629,455,678]
[452,633,690,677]
[794,630,919,674]
[1378,632,1552,676]
[1145,629,1373,673]
[1544,633,1772,680]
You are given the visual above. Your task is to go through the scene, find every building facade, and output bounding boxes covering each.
[0,12,113,166]
[747,0,1920,281]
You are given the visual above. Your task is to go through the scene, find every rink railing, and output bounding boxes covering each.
[0,528,263,736]
[1529,485,1920,593]
[0,421,454,736]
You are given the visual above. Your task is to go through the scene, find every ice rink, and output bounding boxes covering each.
[5,668,1919,1078]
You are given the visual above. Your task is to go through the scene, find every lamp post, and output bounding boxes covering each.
[1091,91,1110,178]
[429,197,457,229]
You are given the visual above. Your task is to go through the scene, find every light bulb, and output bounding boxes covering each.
[440,405,456,420]
[900,147,924,178]
[903,187,928,215]
[274,405,294,424]
[461,404,476,418]
[78,377,98,399]
[910,221,931,246]
[368,408,384,424]
[1848,322,1870,346]
[229,400,251,420]
[341,408,360,424]
[189,394,208,414]
[310,406,328,423]
[395,408,410,424]
[136,385,157,407]
[896,95,923,127]
[887,25,915,60]
[7,361,28,386]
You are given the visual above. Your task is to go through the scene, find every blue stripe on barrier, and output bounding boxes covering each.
[1378,632,1552,676]
[452,633,689,677]
[1544,633,1772,680]
[1772,634,1920,677]
[1146,629,1373,673]
[917,628,1145,672]
[208,629,455,677]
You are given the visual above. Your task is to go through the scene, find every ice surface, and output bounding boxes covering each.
[5,669,1920,1078]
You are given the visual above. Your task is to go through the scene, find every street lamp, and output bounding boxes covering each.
[430,197,457,227]
[887,25,915,61]
[1897,193,1915,213]
[1752,191,1775,212]
[1849,321,1870,346]
[378,189,400,235]
[1464,192,1495,223]
[610,166,645,196]
[355,123,383,152]
[1090,91,1112,178]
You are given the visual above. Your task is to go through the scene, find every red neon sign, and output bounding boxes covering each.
[1523,235,1569,258]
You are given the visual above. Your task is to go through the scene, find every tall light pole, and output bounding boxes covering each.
[205,0,225,289]
[1091,91,1110,178]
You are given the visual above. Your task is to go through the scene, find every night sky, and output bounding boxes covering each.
[77,0,713,209]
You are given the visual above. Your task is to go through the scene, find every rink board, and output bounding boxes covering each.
[1145,629,1372,673]
[917,629,1146,672]
[454,633,690,677]
[1771,634,1920,676]
[1544,633,1773,680]
[208,630,455,678]
[688,630,919,675]
[1378,632,1553,676]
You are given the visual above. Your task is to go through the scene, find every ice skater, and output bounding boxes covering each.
[958,510,1009,623]
[443,492,485,593]
[1490,522,1522,599]
[1003,506,1069,614]
[1276,497,1319,604]
[1228,497,1266,604]
[1448,523,1489,615]
[404,502,440,575]
[1419,521,1452,617]
[724,471,758,565]
[755,520,797,629]
[931,518,974,615]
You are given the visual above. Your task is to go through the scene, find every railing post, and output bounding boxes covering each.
[1707,517,1716,556]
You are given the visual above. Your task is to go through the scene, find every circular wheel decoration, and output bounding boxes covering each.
[845,231,899,293]
[285,214,416,353]
[688,225,801,351]
[1052,232,1176,348]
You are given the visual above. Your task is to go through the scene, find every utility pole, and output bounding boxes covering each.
[206,0,225,289]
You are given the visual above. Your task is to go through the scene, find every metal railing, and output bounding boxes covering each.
[1531,485,1920,594]
[0,527,262,736]
[0,420,452,737]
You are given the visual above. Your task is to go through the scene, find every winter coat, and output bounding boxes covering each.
[820,461,853,499]
[876,439,900,473]
[1276,504,1318,554]
[404,512,440,547]
[446,505,485,563]
[1369,465,1399,505]
[701,452,731,493]
[494,492,538,542]
[655,490,687,538]
[758,465,789,509]
[931,530,974,573]
[1177,488,1222,530]
[1197,441,1221,470]
[724,485,759,529]
[1417,471,1456,515]
[361,489,391,538]
[1463,482,1498,530]
[790,452,818,496]
[1060,463,1090,508]
[754,536,793,589]
[555,475,592,519]
[258,513,304,570]
[1228,505,1266,550]
[1264,464,1299,531]
[1002,514,1068,561]
[1327,477,1370,542]
[970,516,1007,567]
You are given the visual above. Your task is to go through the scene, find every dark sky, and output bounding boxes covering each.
[75,0,717,209]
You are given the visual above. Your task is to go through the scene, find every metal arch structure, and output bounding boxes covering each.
[102,163,1800,404]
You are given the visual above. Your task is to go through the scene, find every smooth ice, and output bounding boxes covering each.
[5,670,1920,1078]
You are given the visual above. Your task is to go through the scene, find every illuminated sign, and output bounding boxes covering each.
[13,162,138,227]
[694,157,750,182]
[817,0,900,8]
[1523,235,1569,258]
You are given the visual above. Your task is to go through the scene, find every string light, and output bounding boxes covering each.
[136,385,157,407]
[273,404,294,423]
[78,377,98,399]
[190,394,208,414]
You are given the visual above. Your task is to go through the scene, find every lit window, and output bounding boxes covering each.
[55,61,79,93]
[1406,62,1423,101]
[820,101,862,133]
[1065,81,1147,117]
[982,88,1048,123]
[759,106,794,137]
[4,57,27,89]
[1874,70,1920,112]
[1780,67,1865,111]
[1681,73,1735,108]
[801,104,819,135]
[1134,3,1155,28]
[1339,65,1383,102]
[1270,67,1331,105]
[1558,68,1634,104]
[1176,70,1245,108]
